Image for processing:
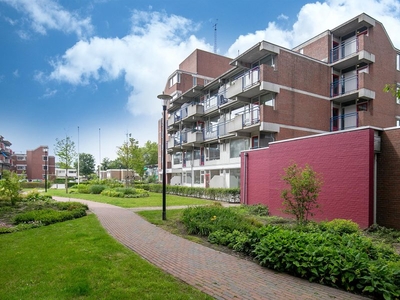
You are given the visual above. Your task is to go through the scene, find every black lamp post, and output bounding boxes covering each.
[44,147,48,192]
[157,92,172,220]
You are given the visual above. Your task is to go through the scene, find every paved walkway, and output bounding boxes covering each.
[54,197,368,300]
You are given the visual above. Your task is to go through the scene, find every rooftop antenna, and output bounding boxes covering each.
[213,19,218,54]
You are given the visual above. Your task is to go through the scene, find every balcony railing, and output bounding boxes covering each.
[204,106,260,141]
[330,112,358,131]
[330,37,358,63]
[330,74,358,97]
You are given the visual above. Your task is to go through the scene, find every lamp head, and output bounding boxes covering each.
[157,92,172,106]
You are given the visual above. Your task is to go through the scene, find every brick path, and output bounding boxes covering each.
[54,197,368,300]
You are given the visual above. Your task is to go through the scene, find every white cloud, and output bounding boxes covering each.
[226,0,400,58]
[13,69,19,77]
[41,88,57,98]
[0,0,93,38]
[48,10,212,116]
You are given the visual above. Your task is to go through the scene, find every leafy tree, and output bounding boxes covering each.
[142,140,158,165]
[384,83,400,98]
[54,136,76,193]
[74,153,96,177]
[281,163,323,225]
[101,157,125,170]
[117,137,145,184]
[0,170,21,205]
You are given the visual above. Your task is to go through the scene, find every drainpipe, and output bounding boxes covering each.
[244,152,248,205]
[374,153,377,224]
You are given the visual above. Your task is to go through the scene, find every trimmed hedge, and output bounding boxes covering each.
[135,184,240,202]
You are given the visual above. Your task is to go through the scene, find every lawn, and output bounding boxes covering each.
[46,189,212,208]
[0,214,212,300]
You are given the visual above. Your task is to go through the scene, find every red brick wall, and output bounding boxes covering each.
[377,128,400,230]
[241,128,375,228]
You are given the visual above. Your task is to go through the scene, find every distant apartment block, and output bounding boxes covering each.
[0,135,13,177]
[158,13,400,189]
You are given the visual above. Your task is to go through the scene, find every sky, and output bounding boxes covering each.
[1,0,400,166]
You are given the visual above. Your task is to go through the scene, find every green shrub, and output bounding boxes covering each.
[245,204,269,216]
[181,205,259,236]
[89,185,106,194]
[100,189,124,198]
[13,208,87,225]
[22,190,53,202]
[319,219,360,234]
[252,226,400,299]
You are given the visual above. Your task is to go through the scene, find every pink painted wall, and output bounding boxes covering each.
[241,128,375,228]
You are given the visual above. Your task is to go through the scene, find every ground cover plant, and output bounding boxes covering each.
[0,214,212,300]
[0,190,87,234]
[175,204,400,299]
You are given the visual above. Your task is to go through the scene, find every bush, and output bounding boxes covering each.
[252,226,400,299]
[181,205,260,236]
[100,189,124,198]
[319,219,360,234]
[245,204,269,217]
[22,190,53,202]
[89,185,106,194]
[13,208,87,225]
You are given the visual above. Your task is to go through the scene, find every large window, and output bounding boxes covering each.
[194,170,200,184]
[206,143,220,161]
[230,139,249,158]
[173,152,182,164]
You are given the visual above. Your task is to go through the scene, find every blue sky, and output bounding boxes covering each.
[1,0,400,165]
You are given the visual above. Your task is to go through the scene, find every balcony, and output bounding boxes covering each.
[203,106,260,141]
[330,74,375,103]
[330,35,375,69]
[181,103,204,122]
[330,112,358,131]
[226,67,260,99]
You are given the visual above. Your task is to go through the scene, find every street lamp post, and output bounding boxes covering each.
[157,92,172,220]
[44,147,48,192]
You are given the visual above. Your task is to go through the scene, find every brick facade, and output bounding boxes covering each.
[241,128,375,229]
[377,127,400,230]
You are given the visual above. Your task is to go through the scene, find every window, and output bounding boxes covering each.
[396,84,400,104]
[397,118,400,127]
[169,73,180,87]
[16,165,26,170]
[357,102,368,111]
[173,152,182,164]
[260,54,275,67]
[17,156,26,161]
[261,93,275,108]
[206,143,220,161]
[43,155,48,161]
[230,139,249,158]
[193,76,197,86]
[193,149,201,160]
[397,54,400,71]
[43,165,48,171]
[194,170,200,184]
[185,172,191,184]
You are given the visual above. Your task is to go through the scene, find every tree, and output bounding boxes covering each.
[142,141,158,165]
[74,153,95,177]
[281,163,323,225]
[101,157,125,170]
[384,83,400,98]
[54,136,76,193]
[116,137,145,184]
[0,170,21,205]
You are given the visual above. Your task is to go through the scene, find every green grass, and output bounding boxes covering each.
[46,189,211,208]
[0,214,212,300]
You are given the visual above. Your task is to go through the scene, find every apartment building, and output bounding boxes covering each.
[0,135,13,177]
[159,13,400,189]
[12,146,56,181]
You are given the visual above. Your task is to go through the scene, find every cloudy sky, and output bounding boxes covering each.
[1,0,400,165]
